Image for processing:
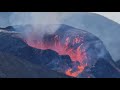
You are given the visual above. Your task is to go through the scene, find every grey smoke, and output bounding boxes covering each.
[9,12,69,35]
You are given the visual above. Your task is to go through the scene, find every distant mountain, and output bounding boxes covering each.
[63,12,120,62]
[0,24,119,78]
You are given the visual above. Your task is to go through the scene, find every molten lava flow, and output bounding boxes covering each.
[65,65,85,77]
[26,34,88,78]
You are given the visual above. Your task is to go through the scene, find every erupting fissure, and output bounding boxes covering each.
[25,34,88,77]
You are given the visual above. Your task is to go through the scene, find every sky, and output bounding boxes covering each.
[0,12,120,27]
[93,12,120,24]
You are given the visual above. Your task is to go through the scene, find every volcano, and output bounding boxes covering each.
[0,24,120,78]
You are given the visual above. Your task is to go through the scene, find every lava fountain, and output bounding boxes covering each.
[21,25,90,77]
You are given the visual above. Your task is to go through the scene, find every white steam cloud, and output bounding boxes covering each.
[9,12,71,35]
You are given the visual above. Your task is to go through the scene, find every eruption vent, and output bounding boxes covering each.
[19,24,91,77]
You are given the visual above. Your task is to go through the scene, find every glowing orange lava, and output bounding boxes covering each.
[65,65,86,77]
[26,34,88,77]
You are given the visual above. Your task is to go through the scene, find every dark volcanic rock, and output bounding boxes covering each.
[0,52,70,78]
[91,58,120,78]
[0,26,15,31]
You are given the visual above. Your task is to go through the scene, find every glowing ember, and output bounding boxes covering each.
[25,34,88,77]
